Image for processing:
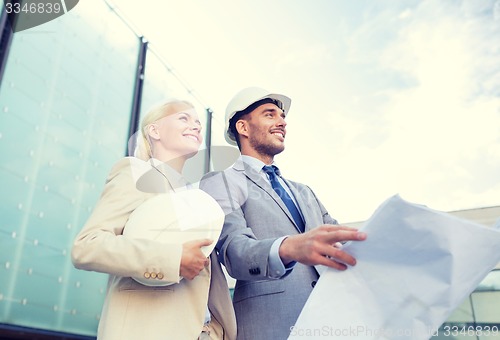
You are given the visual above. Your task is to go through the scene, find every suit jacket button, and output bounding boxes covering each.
[311,280,317,288]
[157,273,164,280]
[150,272,157,279]
[144,272,151,279]
[249,267,261,275]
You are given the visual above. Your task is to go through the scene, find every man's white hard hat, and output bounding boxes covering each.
[224,87,292,146]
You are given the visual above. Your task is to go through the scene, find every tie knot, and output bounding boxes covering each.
[262,165,278,177]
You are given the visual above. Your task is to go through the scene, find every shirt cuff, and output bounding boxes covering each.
[268,236,296,278]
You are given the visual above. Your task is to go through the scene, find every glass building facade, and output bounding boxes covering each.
[0,1,498,339]
[0,0,210,338]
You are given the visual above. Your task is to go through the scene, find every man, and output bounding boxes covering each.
[200,87,366,340]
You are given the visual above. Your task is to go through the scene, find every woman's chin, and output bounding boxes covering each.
[183,148,200,160]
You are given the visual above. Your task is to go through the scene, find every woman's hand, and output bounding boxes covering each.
[180,239,213,280]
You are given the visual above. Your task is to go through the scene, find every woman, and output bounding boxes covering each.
[71,100,237,340]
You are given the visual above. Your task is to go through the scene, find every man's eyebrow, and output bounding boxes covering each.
[261,107,279,113]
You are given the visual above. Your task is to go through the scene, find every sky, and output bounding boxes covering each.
[109,0,500,223]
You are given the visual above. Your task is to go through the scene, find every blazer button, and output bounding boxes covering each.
[249,267,261,275]
[150,272,157,279]
[311,280,317,288]
[144,272,151,279]
[157,273,164,280]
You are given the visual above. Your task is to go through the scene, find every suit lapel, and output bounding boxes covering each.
[234,159,301,233]
[284,179,313,232]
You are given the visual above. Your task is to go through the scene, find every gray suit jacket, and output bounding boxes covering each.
[200,157,337,340]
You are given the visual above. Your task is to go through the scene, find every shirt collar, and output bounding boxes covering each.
[240,155,280,175]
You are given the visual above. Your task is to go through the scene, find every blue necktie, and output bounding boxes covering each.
[263,165,305,233]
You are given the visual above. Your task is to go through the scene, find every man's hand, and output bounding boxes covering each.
[180,239,212,280]
[279,225,367,270]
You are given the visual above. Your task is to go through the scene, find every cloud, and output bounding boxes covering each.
[271,40,334,71]
[372,0,500,212]
[281,0,500,222]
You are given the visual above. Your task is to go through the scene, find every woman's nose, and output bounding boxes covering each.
[191,123,201,132]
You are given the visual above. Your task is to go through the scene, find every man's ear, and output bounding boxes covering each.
[147,124,161,140]
[235,119,249,138]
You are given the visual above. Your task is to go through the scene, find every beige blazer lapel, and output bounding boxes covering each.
[135,159,188,193]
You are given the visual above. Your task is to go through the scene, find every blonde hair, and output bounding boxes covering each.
[133,99,195,161]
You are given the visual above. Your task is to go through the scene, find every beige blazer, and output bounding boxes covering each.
[72,157,236,340]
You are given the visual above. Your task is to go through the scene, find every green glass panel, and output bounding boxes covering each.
[0,0,138,336]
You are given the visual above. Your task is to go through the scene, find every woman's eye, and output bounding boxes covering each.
[180,116,188,121]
